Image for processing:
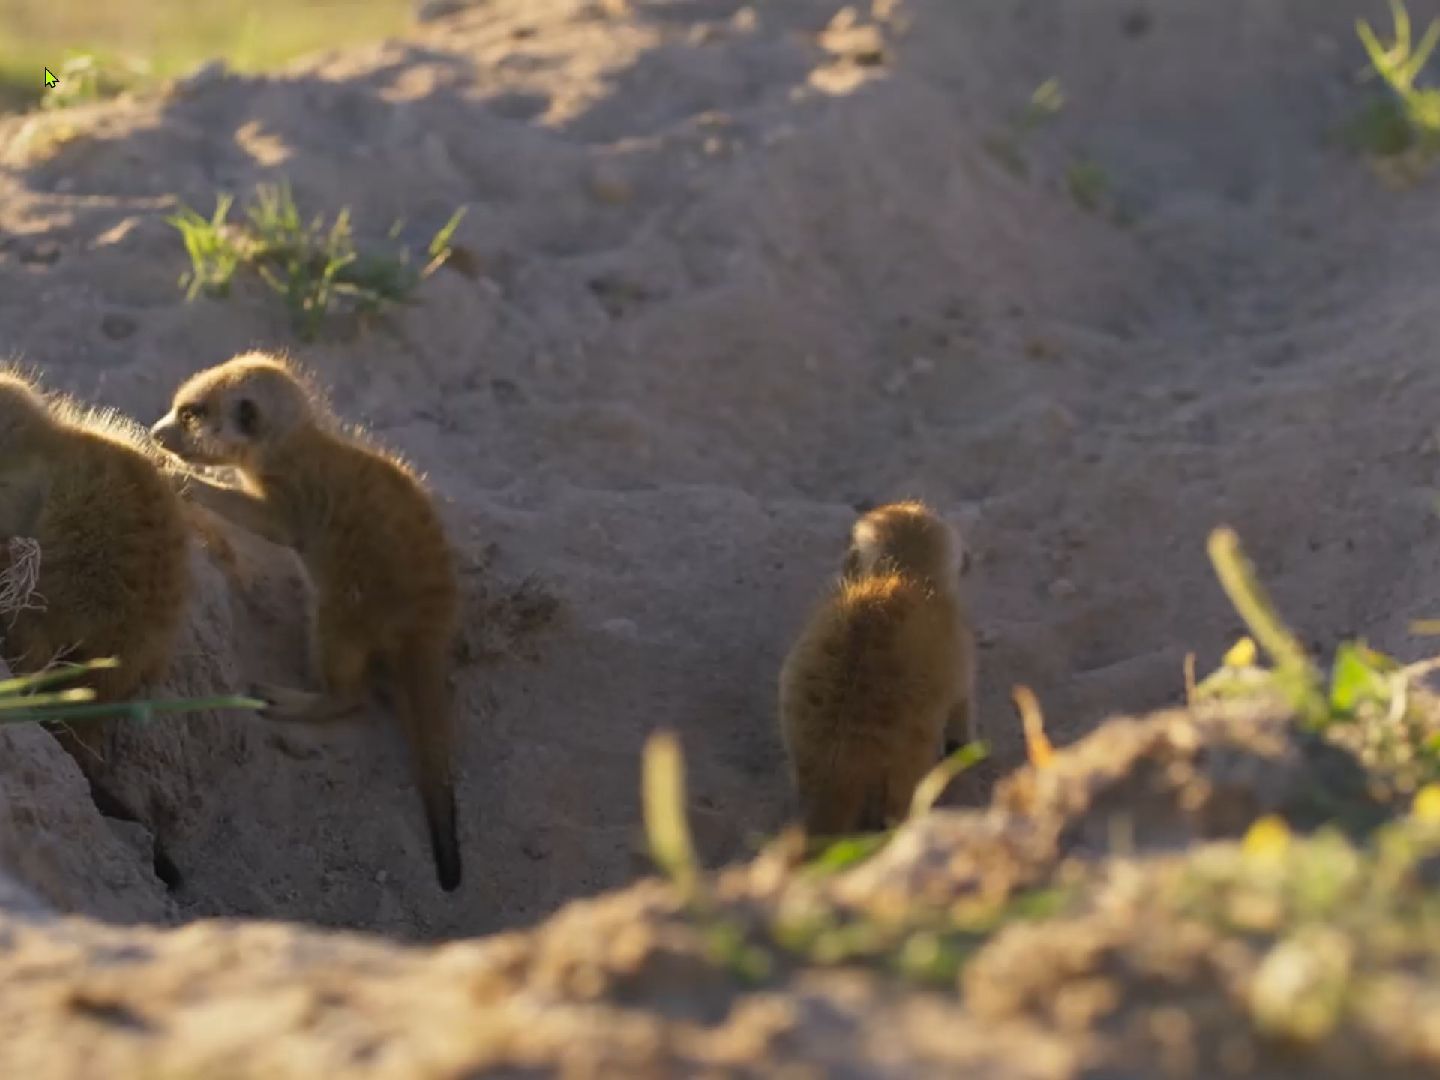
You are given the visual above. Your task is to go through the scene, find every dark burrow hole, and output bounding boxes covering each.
[83,771,184,891]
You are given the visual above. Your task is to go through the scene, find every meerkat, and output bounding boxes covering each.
[150,351,464,892]
[0,371,193,882]
[778,500,977,837]
[0,372,192,704]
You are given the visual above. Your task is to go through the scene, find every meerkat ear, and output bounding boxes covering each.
[236,398,260,437]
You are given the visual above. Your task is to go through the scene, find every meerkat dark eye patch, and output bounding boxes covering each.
[236,398,260,436]
[176,403,206,425]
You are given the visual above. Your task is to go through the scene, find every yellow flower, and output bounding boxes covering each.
[1243,815,1292,860]
[1223,637,1258,668]
[1413,783,1440,824]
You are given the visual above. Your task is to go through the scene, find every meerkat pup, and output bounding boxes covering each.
[150,352,463,892]
[778,501,977,837]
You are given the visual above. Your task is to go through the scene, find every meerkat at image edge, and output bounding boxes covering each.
[150,352,464,891]
[778,501,977,837]
[0,371,193,868]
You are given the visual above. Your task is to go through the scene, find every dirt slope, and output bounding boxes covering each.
[1,0,1439,948]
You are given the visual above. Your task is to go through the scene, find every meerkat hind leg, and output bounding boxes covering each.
[253,630,372,724]
[253,683,369,724]
[942,697,975,759]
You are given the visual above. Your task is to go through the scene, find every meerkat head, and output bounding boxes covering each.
[151,352,321,469]
[0,369,59,452]
[842,500,970,589]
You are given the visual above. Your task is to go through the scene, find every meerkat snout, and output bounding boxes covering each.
[151,352,310,468]
[149,412,182,452]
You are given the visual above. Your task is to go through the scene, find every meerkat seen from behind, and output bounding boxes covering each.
[150,352,463,891]
[778,500,977,837]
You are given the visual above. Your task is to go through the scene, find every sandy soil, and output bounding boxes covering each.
[0,696,1434,1079]
[1,0,1440,948]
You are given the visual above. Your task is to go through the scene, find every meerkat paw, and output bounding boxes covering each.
[251,682,324,722]
[252,682,366,725]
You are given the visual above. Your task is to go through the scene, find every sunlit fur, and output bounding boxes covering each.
[779,500,978,836]
[0,367,191,704]
[152,352,464,892]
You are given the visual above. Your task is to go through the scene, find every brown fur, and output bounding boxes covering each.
[778,501,977,836]
[0,372,193,885]
[0,372,191,703]
[150,351,464,892]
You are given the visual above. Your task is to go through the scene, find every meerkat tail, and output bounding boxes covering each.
[392,639,462,892]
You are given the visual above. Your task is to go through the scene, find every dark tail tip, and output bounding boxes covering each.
[427,790,462,892]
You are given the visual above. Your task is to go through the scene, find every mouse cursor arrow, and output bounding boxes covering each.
[43,68,58,89]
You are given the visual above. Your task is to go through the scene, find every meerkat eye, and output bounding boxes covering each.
[235,398,260,436]
[176,403,206,426]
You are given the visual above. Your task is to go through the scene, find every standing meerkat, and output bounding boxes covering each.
[149,352,463,892]
[778,501,977,837]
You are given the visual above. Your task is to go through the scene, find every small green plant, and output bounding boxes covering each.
[641,730,1073,988]
[1352,0,1440,164]
[1198,527,1440,794]
[642,728,701,904]
[980,80,1125,221]
[1065,158,1109,214]
[909,739,988,818]
[1202,527,1327,726]
[642,729,774,981]
[982,77,1067,178]
[39,53,148,111]
[167,181,466,340]
[803,833,889,876]
[0,656,262,727]
[1021,77,1066,130]
[1170,806,1440,1044]
[169,194,243,299]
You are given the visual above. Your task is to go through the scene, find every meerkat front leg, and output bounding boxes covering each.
[176,474,295,548]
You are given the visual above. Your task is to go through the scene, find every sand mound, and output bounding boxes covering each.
[0,0,1438,963]
[0,695,1436,1078]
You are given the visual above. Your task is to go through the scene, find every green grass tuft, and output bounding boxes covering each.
[642,728,702,903]
[166,182,466,340]
[1199,526,1440,795]
[0,657,262,727]
[909,739,988,819]
[1065,159,1109,214]
[1351,0,1440,172]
